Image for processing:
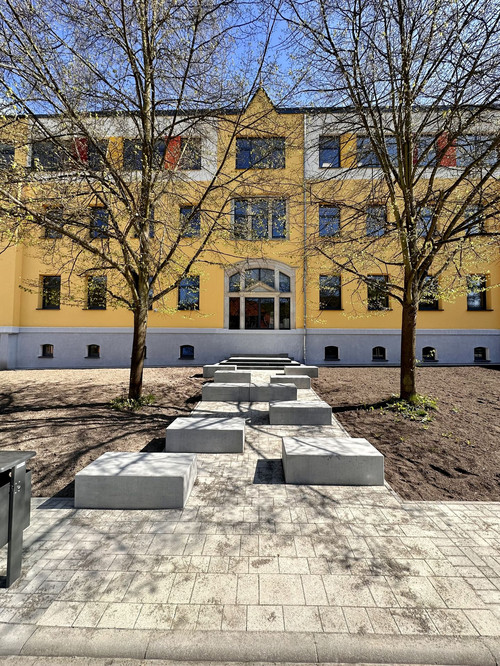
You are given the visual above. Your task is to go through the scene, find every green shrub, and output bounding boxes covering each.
[110,394,156,412]
[383,394,438,422]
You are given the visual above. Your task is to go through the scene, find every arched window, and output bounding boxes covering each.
[180,344,194,360]
[41,344,54,358]
[325,345,339,361]
[87,344,100,359]
[422,346,437,362]
[372,346,386,361]
[474,347,488,362]
[226,261,295,331]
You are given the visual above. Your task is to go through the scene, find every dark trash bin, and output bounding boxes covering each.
[0,451,36,587]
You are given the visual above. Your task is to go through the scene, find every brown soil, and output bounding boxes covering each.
[0,366,498,501]
[313,366,500,501]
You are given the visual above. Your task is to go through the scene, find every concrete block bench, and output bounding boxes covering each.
[284,365,318,378]
[202,383,250,401]
[249,383,297,402]
[203,364,236,378]
[74,452,197,509]
[214,370,251,384]
[165,416,245,453]
[269,400,332,425]
[282,436,384,486]
[270,374,311,389]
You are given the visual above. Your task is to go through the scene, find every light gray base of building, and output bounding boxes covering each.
[0,326,498,369]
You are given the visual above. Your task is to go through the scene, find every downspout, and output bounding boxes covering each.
[302,113,308,364]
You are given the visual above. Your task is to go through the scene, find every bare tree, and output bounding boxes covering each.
[0,0,278,398]
[282,0,500,399]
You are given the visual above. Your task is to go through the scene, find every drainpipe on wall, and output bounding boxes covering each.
[302,112,308,364]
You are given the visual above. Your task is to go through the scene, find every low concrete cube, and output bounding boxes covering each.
[270,374,311,389]
[203,364,236,378]
[214,370,251,384]
[249,383,297,402]
[269,400,332,425]
[282,436,384,486]
[284,365,318,378]
[74,452,197,509]
[202,383,250,401]
[165,416,245,453]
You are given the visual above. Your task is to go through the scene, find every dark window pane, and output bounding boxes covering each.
[42,276,61,309]
[229,273,240,292]
[319,206,340,237]
[244,268,274,289]
[366,206,386,237]
[88,344,100,358]
[250,200,268,238]
[279,297,290,329]
[417,136,436,167]
[90,208,109,238]
[180,206,201,237]
[0,143,15,168]
[44,208,63,238]
[229,297,240,329]
[417,207,433,236]
[419,276,439,310]
[319,136,340,168]
[88,140,108,170]
[178,276,199,310]
[385,136,398,167]
[41,344,54,358]
[422,346,437,361]
[180,344,194,359]
[233,199,286,240]
[456,135,497,168]
[271,199,286,238]
[372,346,386,360]
[236,137,285,169]
[233,199,248,239]
[245,297,274,329]
[467,275,486,310]
[88,276,107,310]
[279,272,291,292]
[465,205,484,235]
[357,137,380,167]
[367,275,389,310]
[474,347,487,361]
[32,141,63,170]
[179,138,201,170]
[235,138,251,169]
[319,275,341,310]
[325,345,339,361]
[123,139,142,170]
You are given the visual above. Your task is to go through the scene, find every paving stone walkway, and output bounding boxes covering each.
[1,372,499,664]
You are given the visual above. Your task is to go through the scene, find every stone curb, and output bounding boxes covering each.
[1,624,499,665]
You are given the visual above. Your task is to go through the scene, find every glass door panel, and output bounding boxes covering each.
[245,298,274,329]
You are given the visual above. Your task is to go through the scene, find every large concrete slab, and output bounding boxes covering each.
[249,383,297,402]
[203,364,236,378]
[74,452,197,509]
[270,374,311,389]
[282,436,384,486]
[269,400,332,425]
[165,416,245,453]
[284,365,318,378]
[202,383,250,401]
[214,370,251,383]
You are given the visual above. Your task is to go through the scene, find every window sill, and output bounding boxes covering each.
[467,309,492,312]
[85,356,100,360]
[422,359,439,363]
[372,359,388,362]
[325,358,340,362]
[38,356,54,359]
[179,357,195,361]
[36,308,60,311]
[474,359,490,363]
[320,308,344,311]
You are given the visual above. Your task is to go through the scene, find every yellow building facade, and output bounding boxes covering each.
[0,91,498,368]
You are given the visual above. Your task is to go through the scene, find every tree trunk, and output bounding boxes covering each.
[400,276,418,401]
[128,303,148,400]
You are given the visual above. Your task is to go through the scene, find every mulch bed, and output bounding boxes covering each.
[0,366,498,501]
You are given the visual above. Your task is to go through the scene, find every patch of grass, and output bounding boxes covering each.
[382,394,438,422]
[110,394,156,412]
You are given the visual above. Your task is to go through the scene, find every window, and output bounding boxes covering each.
[236,137,285,169]
[123,140,142,170]
[366,205,386,237]
[244,268,274,289]
[456,135,497,168]
[0,142,15,168]
[319,136,340,168]
[178,276,199,310]
[464,205,484,235]
[279,272,291,292]
[245,297,274,329]
[279,297,290,329]
[229,297,240,329]
[90,208,109,238]
[87,276,107,310]
[229,273,240,292]
[319,275,341,310]
[178,138,201,170]
[474,347,488,362]
[87,344,100,359]
[367,275,389,310]
[41,276,61,309]
[372,346,386,361]
[357,136,380,167]
[41,344,54,358]
[180,344,194,360]
[419,276,439,311]
[233,199,286,239]
[180,206,201,238]
[385,136,399,167]
[44,208,63,239]
[32,140,63,170]
[325,345,339,361]
[319,205,340,237]
[417,136,437,167]
[422,346,437,362]
[467,275,487,310]
[88,140,108,171]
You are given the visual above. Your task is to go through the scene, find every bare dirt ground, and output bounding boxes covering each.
[0,366,498,501]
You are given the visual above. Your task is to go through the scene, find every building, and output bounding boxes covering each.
[0,90,498,369]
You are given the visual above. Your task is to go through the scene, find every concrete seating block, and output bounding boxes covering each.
[284,365,318,378]
[203,364,236,378]
[282,436,384,486]
[202,383,250,401]
[74,452,197,509]
[269,400,332,425]
[249,383,297,402]
[165,416,245,453]
[214,370,251,384]
[270,374,311,389]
